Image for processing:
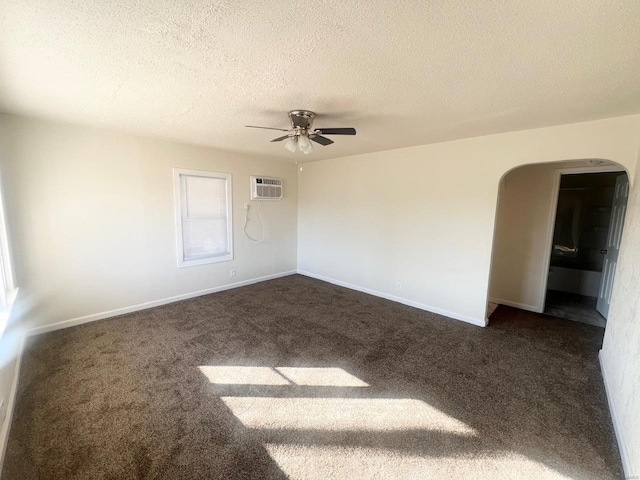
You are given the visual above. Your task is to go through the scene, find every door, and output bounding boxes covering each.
[597,174,629,319]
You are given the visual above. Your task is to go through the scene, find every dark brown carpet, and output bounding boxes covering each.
[2,275,622,479]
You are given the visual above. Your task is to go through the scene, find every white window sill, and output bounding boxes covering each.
[178,253,234,268]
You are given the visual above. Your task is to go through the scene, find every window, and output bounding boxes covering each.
[174,169,233,267]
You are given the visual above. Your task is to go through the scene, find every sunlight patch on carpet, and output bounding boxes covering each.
[263,444,574,480]
[198,366,290,385]
[275,367,369,387]
[220,397,476,434]
[198,366,369,387]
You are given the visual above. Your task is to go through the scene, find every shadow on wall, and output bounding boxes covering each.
[1,276,622,479]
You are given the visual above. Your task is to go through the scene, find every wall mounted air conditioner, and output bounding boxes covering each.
[250,176,283,200]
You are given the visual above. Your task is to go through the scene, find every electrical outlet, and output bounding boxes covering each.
[230,269,236,278]
[396,282,402,291]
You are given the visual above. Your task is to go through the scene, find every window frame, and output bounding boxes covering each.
[0,174,16,339]
[0,176,15,307]
[173,168,233,268]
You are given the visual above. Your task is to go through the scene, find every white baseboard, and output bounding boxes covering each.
[298,270,486,327]
[27,270,297,336]
[0,333,26,474]
[599,351,633,477]
[489,297,541,313]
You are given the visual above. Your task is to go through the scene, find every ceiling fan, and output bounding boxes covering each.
[246,110,356,155]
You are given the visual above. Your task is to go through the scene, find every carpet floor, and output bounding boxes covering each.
[2,275,622,479]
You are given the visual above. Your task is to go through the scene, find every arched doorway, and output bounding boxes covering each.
[487,159,629,327]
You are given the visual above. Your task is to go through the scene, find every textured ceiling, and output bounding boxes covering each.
[1,1,639,162]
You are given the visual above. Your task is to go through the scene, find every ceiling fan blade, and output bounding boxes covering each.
[245,125,290,132]
[316,128,356,135]
[270,135,291,142]
[310,135,334,146]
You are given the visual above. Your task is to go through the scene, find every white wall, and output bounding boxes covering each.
[600,147,640,476]
[298,115,640,325]
[0,114,298,329]
[489,163,563,310]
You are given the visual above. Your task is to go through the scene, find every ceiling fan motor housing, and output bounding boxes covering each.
[288,110,316,133]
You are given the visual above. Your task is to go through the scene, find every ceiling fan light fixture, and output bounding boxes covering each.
[298,134,313,154]
[283,136,297,153]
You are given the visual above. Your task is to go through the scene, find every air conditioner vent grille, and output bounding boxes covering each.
[250,176,283,200]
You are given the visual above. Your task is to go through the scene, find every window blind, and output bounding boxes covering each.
[181,174,229,261]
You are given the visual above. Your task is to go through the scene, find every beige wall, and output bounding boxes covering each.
[488,160,620,311]
[0,114,298,329]
[490,163,560,310]
[601,148,640,476]
[298,115,640,325]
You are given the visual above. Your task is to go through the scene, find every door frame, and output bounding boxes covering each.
[537,164,627,313]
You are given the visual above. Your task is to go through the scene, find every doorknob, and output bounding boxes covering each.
[600,249,608,254]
